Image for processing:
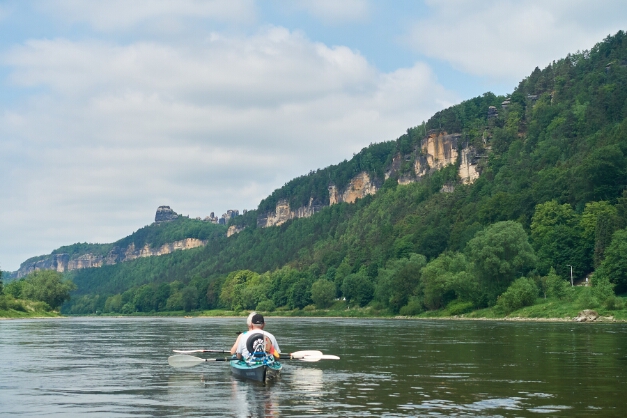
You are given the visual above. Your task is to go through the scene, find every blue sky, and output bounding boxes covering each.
[1,0,626,271]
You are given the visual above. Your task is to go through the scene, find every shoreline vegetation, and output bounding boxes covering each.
[0,291,63,319]
[3,295,626,323]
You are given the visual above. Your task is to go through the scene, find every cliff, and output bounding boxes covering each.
[14,238,207,279]
[257,131,481,228]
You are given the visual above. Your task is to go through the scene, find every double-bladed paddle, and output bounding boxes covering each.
[172,349,323,358]
[168,351,340,368]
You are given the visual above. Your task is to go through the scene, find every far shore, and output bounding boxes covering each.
[3,311,625,323]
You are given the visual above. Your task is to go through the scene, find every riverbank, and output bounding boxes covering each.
[58,296,627,323]
[0,296,61,319]
[0,310,61,319]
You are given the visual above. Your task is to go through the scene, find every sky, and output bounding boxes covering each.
[1,0,626,271]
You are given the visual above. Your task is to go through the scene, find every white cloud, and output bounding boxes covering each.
[408,0,627,82]
[36,0,256,30]
[294,0,371,24]
[0,27,455,270]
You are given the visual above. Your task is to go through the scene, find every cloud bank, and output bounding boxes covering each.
[1,25,455,270]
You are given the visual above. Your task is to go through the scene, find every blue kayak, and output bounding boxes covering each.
[230,359,282,383]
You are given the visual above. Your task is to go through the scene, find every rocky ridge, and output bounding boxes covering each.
[14,238,207,279]
[256,131,481,228]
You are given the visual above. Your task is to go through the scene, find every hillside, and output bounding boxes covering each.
[52,30,627,316]
[12,210,227,280]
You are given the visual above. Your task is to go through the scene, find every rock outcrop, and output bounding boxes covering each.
[256,131,482,229]
[257,198,324,228]
[329,172,379,205]
[155,206,179,223]
[412,131,480,184]
[227,225,245,237]
[14,238,206,278]
[574,309,599,322]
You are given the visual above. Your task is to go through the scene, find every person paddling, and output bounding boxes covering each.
[235,313,281,362]
[230,311,256,355]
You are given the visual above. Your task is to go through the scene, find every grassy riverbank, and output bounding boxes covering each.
[87,292,627,323]
[0,296,61,319]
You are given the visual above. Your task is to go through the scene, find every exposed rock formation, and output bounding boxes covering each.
[155,206,179,223]
[257,131,482,229]
[573,310,601,322]
[336,172,379,204]
[257,198,324,228]
[459,146,481,184]
[227,225,245,237]
[15,238,206,278]
[421,132,461,171]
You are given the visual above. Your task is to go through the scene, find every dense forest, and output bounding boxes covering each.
[50,31,627,316]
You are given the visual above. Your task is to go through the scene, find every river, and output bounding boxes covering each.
[1,317,626,417]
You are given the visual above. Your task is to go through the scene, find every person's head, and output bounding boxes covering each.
[250,313,265,329]
[246,311,257,329]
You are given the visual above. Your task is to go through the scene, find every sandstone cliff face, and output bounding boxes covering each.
[255,131,481,230]
[257,198,324,228]
[387,131,480,185]
[227,225,245,237]
[15,238,206,278]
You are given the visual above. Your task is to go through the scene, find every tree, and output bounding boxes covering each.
[496,277,538,314]
[181,286,198,312]
[288,278,312,309]
[386,254,427,313]
[311,279,336,309]
[531,201,588,277]
[20,270,76,309]
[581,201,617,267]
[341,269,374,307]
[219,270,259,310]
[466,221,536,305]
[0,269,3,295]
[541,268,569,299]
[595,228,627,294]
[421,252,477,310]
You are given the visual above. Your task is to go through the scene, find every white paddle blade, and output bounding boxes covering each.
[173,349,229,354]
[289,350,323,359]
[298,354,340,362]
[168,354,205,368]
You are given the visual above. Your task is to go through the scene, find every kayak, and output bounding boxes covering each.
[230,359,282,383]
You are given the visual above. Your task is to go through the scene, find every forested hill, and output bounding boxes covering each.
[13,216,226,280]
[65,31,627,316]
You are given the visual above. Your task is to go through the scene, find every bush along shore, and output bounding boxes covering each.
[0,270,73,319]
[0,296,61,319]
[75,288,627,323]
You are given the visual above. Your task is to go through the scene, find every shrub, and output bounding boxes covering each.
[496,277,539,313]
[399,296,423,316]
[576,287,600,309]
[302,304,316,312]
[603,295,624,310]
[446,300,474,315]
[591,274,615,302]
[543,268,570,299]
[256,299,275,312]
[310,279,336,309]
[0,296,28,312]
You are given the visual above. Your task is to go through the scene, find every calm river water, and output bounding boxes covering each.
[1,317,626,417]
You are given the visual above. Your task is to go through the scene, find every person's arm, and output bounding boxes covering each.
[230,334,242,355]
